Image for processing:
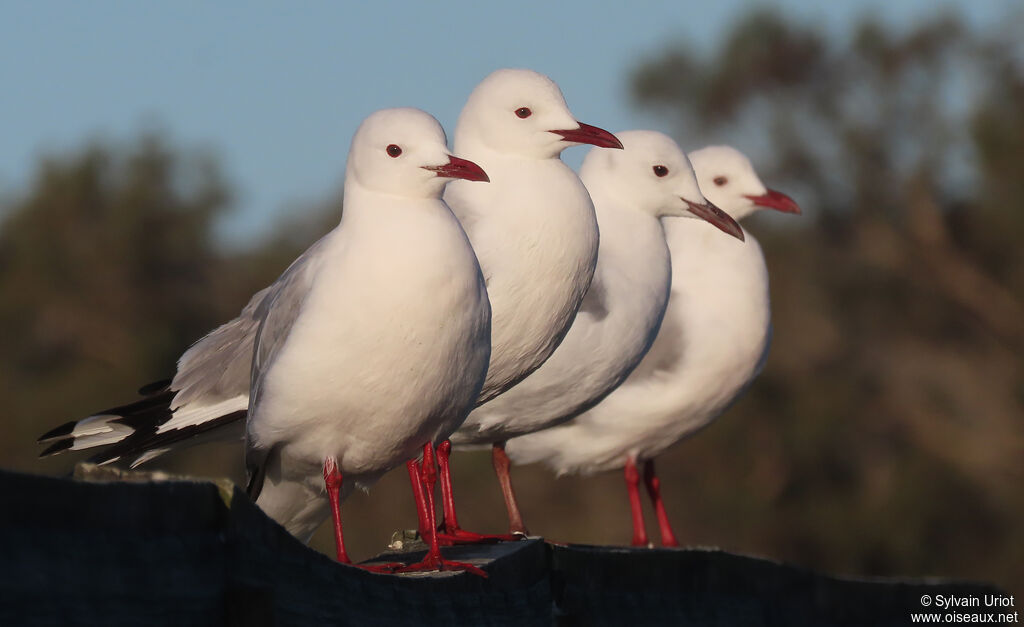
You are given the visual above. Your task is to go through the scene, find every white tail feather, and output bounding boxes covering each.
[129,448,172,469]
[67,415,136,450]
[156,395,248,434]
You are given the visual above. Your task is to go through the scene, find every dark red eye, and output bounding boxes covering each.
[386,144,402,158]
[653,165,669,177]
[714,176,727,186]
[515,107,532,119]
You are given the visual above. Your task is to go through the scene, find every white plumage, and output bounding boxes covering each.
[506,145,800,545]
[444,69,616,405]
[454,131,741,446]
[241,108,493,560]
[428,69,624,540]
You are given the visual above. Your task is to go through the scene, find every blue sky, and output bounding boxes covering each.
[0,1,1011,245]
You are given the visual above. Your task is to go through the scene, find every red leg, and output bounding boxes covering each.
[323,458,400,573]
[323,458,350,564]
[437,440,462,534]
[643,459,679,547]
[396,443,488,577]
[624,456,648,547]
[433,440,520,545]
[408,459,433,542]
[492,442,529,536]
[420,445,440,548]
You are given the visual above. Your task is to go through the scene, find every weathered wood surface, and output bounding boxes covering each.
[0,469,1005,626]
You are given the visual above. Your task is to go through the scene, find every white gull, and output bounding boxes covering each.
[505,145,800,546]
[38,68,621,549]
[428,68,623,542]
[450,131,743,534]
[43,108,494,575]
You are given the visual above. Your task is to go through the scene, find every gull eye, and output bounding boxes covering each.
[714,176,728,186]
[653,165,669,177]
[386,144,402,158]
[515,107,532,119]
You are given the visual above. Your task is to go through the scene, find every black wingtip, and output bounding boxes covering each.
[245,441,276,501]
[245,468,265,501]
[137,378,173,396]
[38,421,77,443]
[85,450,118,466]
[39,439,74,458]
[84,409,247,472]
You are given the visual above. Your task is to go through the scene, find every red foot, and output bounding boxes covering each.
[432,440,525,546]
[394,554,487,578]
[435,527,524,546]
[353,562,405,574]
[397,442,488,579]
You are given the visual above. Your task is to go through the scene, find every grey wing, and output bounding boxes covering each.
[172,234,332,410]
[248,241,325,410]
[169,285,272,410]
[244,237,327,497]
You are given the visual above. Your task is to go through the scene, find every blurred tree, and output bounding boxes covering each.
[2,10,1021,591]
[616,9,1024,592]
[0,135,313,474]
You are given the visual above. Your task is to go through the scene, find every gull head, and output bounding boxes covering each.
[348,108,488,199]
[455,68,622,159]
[688,145,801,222]
[581,130,743,240]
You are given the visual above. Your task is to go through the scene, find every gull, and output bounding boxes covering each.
[42,108,494,575]
[428,69,624,542]
[449,131,743,535]
[37,67,620,548]
[505,145,801,547]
